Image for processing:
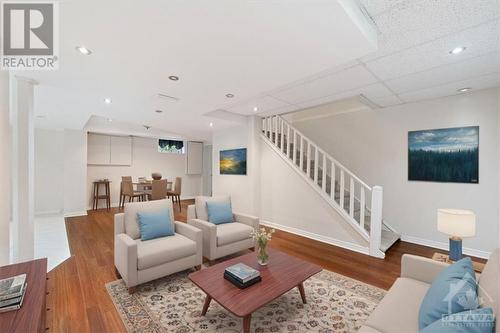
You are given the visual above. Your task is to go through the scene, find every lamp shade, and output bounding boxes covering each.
[437,209,476,238]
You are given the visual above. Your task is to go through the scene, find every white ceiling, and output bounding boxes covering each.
[26,0,500,140]
[26,0,377,141]
[225,0,500,116]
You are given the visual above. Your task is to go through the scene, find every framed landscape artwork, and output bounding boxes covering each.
[220,148,247,175]
[408,126,479,183]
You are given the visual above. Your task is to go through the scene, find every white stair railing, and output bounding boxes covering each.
[261,115,385,258]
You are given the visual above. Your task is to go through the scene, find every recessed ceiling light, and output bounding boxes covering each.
[225,93,234,98]
[253,106,259,112]
[107,118,113,122]
[155,110,163,113]
[169,76,179,81]
[449,47,466,55]
[76,46,92,55]
[209,122,213,127]
[144,125,151,130]
[457,87,472,93]
[104,98,112,104]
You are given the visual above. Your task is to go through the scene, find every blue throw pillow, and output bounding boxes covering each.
[421,307,495,333]
[419,257,478,330]
[206,201,233,225]
[137,209,174,241]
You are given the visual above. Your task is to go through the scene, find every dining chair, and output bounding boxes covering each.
[149,179,168,201]
[121,180,146,207]
[167,177,182,210]
[119,176,133,208]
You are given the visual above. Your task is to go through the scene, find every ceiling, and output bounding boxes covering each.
[26,0,377,141]
[27,0,500,141]
[225,0,500,117]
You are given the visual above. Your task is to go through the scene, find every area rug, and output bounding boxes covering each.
[106,269,385,333]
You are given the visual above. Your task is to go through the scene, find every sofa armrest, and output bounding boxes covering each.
[187,205,196,221]
[114,233,138,287]
[188,218,217,260]
[114,213,125,235]
[234,212,259,229]
[401,254,449,284]
[175,221,202,265]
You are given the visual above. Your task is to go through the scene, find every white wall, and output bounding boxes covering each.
[87,136,202,208]
[211,117,260,216]
[211,115,368,252]
[35,129,64,214]
[202,144,213,196]
[260,141,369,251]
[34,129,88,217]
[0,71,10,265]
[292,88,500,255]
[63,130,88,216]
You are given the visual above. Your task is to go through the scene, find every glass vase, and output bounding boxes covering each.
[257,242,269,266]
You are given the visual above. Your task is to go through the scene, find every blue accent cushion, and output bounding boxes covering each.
[419,257,478,330]
[137,209,174,241]
[421,308,495,333]
[206,201,233,225]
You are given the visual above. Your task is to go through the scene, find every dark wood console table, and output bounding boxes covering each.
[0,258,48,333]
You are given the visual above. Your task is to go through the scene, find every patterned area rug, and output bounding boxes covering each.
[106,268,385,333]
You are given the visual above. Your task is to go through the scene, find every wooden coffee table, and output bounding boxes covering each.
[188,249,322,333]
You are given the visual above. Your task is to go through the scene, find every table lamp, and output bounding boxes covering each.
[437,209,476,261]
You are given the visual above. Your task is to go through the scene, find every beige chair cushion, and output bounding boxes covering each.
[136,234,196,270]
[363,277,429,333]
[478,249,500,333]
[124,199,175,240]
[194,195,230,222]
[216,222,253,247]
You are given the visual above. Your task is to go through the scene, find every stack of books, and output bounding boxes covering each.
[224,263,261,289]
[0,274,27,313]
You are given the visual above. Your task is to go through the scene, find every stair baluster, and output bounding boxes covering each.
[260,115,395,258]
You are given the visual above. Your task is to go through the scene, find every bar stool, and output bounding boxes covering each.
[92,180,111,210]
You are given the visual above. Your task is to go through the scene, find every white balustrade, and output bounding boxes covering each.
[260,115,384,257]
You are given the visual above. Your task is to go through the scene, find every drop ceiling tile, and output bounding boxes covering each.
[258,104,301,117]
[226,95,290,115]
[270,65,378,104]
[398,72,500,102]
[385,51,500,94]
[366,94,403,108]
[358,0,409,17]
[295,82,394,109]
[364,20,500,80]
[360,0,500,62]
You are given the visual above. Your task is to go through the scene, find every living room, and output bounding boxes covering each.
[0,0,499,332]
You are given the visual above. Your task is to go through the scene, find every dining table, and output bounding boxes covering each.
[134,180,173,195]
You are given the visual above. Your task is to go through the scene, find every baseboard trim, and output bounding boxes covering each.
[64,211,88,218]
[401,235,491,259]
[35,209,63,216]
[260,220,370,256]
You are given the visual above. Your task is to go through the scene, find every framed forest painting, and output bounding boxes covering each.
[408,126,479,183]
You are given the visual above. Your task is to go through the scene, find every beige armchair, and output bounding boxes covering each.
[114,199,202,293]
[187,196,259,262]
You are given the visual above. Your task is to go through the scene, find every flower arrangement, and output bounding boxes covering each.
[250,227,275,265]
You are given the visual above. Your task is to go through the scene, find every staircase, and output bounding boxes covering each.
[261,115,400,258]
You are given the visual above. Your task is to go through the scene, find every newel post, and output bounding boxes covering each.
[369,186,384,258]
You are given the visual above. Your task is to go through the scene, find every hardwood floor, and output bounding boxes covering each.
[46,199,486,332]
